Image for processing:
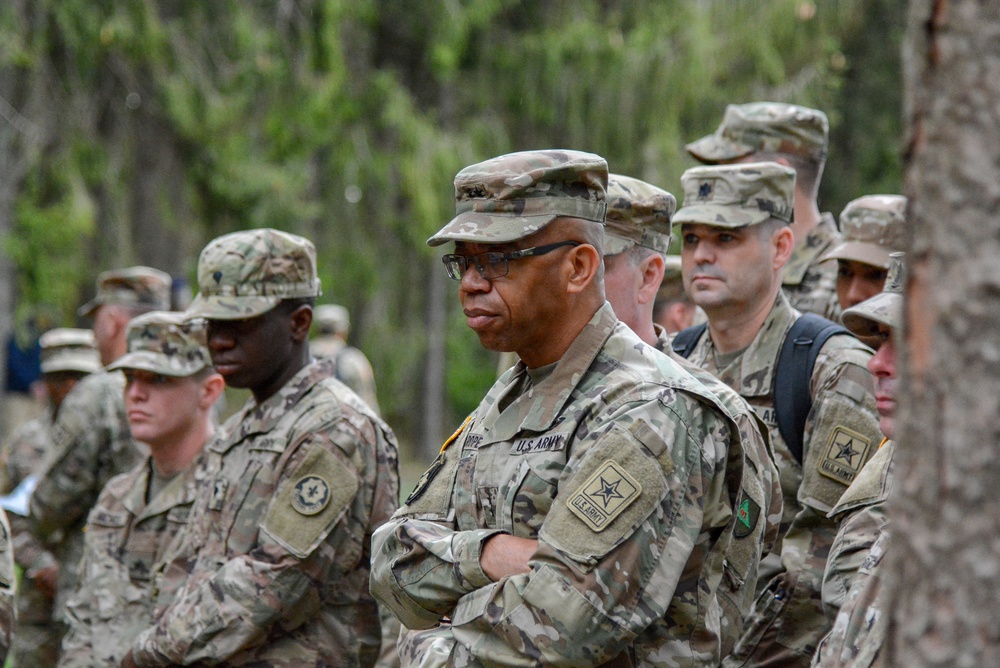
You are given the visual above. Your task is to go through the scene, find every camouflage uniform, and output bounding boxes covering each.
[312,304,382,415]
[670,162,882,667]
[129,229,401,667]
[372,150,781,667]
[820,196,909,271]
[29,268,170,623]
[0,506,16,662]
[0,417,60,666]
[59,312,213,666]
[686,102,842,321]
[812,254,906,668]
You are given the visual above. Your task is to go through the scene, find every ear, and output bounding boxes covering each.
[289,305,313,343]
[564,244,602,295]
[636,253,665,306]
[200,373,226,409]
[772,225,795,270]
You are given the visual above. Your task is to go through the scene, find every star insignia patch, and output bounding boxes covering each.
[291,474,331,516]
[819,426,873,486]
[568,460,642,532]
[698,181,713,199]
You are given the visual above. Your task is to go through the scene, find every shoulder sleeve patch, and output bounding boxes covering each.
[818,426,874,486]
[567,459,643,532]
[261,445,359,559]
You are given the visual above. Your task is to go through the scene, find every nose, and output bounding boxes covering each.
[867,337,896,378]
[844,277,867,308]
[207,322,235,353]
[688,239,714,266]
[125,378,148,403]
[459,262,491,294]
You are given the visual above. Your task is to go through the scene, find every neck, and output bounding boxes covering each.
[253,348,310,403]
[519,297,601,369]
[149,418,215,477]
[791,192,822,247]
[705,286,779,354]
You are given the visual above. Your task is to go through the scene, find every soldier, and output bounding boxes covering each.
[59,312,224,666]
[0,328,98,666]
[686,102,842,320]
[819,195,908,310]
[653,256,699,334]
[371,150,779,666]
[311,304,381,415]
[670,162,882,667]
[812,253,904,668]
[122,228,400,667]
[29,267,170,641]
[603,172,783,629]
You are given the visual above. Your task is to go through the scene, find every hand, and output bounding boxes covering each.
[480,535,537,581]
[120,649,139,668]
[30,564,58,599]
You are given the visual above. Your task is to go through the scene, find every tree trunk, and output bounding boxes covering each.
[888,0,1000,665]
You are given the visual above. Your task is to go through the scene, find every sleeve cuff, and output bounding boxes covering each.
[453,529,507,588]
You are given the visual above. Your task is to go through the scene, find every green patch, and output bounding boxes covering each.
[734,492,760,539]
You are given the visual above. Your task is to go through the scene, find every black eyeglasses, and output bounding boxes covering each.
[442,240,582,281]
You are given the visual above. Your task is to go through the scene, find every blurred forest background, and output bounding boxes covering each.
[0,0,905,461]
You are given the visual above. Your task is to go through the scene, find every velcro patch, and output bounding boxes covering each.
[511,433,566,455]
[568,460,642,532]
[819,426,873,486]
[733,491,760,539]
[262,446,358,559]
[404,452,444,506]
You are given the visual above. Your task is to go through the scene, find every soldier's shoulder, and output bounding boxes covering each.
[815,331,875,372]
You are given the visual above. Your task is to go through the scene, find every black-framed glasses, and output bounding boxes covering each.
[442,240,582,281]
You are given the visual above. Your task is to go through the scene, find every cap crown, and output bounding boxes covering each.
[673,162,795,228]
[78,266,172,317]
[39,328,101,374]
[841,195,908,247]
[687,102,829,164]
[108,311,211,377]
[427,149,608,246]
[842,252,906,338]
[604,174,676,254]
[186,228,321,320]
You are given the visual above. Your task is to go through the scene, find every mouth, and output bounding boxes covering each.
[212,361,240,376]
[463,308,496,331]
[875,395,895,415]
[127,411,149,422]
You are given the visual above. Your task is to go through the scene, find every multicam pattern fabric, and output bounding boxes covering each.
[39,328,101,375]
[372,304,781,667]
[185,228,323,321]
[811,530,888,668]
[821,196,908,269]
[0,509,15,662]
[61,455,202,666]
[673,162,795,228]
[130,358,400,666]
[427,149,608,247]
[603,174,676,255]
[107,311,211,377]
[77,266,172,318]
[842,253,905,340]
[29,370,145,619]
[782,212,843,321]
[685,102,829,164]
[0,417,60,666]
[311,336,381,416]
[821,441,893,622]
[672,293,881,667]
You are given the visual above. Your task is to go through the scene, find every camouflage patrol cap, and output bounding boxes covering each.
[842,252,905,341]
[39,328,101,375]
[686,102,829,164]
[672,162,795,228]
[185,228,322,320]
[821,195,908,269]
[77,266,172,318]
[427,149,608,247]
[603,174,676,255]
[106,311,211,377]
[314,304,350,335]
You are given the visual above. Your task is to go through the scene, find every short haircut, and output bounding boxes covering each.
[753,217,790,243]
[754,151,824,198]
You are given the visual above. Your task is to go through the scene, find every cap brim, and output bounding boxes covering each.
[184,293,280,321]
[672,204,771,228]
[41,357,102,375]
[427,211,558,247]
[820,241,891,268]
[841,292,901,338]
[685,135,756,164]
[106,351,204,377]
[77,298,102,318]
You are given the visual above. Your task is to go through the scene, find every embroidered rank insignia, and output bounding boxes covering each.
[291,475,331,516]
[568,460,642,532]
[209,478,229,511]
[734,491,760,539]
[819,426,874,486]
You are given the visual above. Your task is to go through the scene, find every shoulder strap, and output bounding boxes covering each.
[670,322,708,359]
[774,313,850,464]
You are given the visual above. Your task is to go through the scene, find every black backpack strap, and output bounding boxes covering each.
[670,323,708,359]
[774,313,850,464]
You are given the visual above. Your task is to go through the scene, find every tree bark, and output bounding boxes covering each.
[888,0,1000,665]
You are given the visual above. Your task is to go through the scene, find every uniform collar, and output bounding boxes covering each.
[783,211,839,285]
